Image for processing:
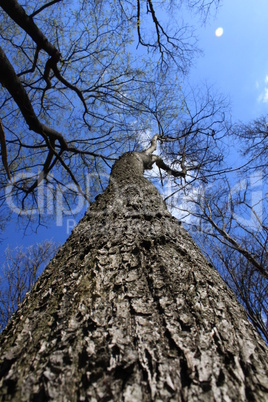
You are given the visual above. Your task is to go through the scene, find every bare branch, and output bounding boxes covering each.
[30,0,63,18]
[153,155,186,178]
[0,119,11,181]
[144,134,158,155]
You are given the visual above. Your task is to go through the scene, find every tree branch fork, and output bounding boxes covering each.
[143,134,186,178]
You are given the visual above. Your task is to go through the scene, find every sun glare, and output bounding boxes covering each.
[215,27,224,37]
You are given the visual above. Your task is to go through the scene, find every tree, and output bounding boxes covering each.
[0,137,267,401]
[232,115,268,178]
[0,241,58,331]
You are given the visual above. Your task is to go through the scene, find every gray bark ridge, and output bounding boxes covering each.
[0,137,268,401]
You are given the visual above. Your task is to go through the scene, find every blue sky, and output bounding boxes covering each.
[1,0,268,255]
[190,0,268,122]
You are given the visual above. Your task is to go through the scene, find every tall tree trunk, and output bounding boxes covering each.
[0,148,267,401]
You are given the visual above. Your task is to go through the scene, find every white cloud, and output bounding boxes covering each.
[258,87,268,103]
[257,75,268,103]
[263,89,268,102]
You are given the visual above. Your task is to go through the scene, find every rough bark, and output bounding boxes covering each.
[0,149,268,401]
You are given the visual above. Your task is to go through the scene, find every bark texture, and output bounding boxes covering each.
[0,150,268,401]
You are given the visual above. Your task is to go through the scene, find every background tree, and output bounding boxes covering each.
[179,175,268,342]
[0,241,58,331]
[232,115,268,178]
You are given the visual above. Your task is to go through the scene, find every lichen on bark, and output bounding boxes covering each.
[0,139,268,401]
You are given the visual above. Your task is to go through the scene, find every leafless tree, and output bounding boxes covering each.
[0,240,58,331]
[174,174,268,342]
[231,115,268,178]
[207,239,268,343]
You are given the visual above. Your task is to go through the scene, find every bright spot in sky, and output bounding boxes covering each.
[215,27,224,37]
